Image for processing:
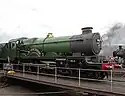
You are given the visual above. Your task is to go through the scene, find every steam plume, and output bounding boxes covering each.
[100,22,125,56]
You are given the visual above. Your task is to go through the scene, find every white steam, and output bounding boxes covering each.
[100,23,125,56]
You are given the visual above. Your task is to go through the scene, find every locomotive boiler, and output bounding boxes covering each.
[18,27,102,57]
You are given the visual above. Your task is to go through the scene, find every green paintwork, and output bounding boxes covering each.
[22,36,72,53]
[0,43,9,58]
[23,38,44,52]
[93,63,102,69]
[43,36,71,52]
[0,43,6,58]
[31,38,44,51]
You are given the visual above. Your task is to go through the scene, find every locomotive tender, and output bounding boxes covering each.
[0,27,110,79]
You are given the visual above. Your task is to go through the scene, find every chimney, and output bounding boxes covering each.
[81,27,93,34]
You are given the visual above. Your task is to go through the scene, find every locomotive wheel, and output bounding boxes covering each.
[99,72,106,79]
[93,71,106,79]
[86,71,100,79]
[63,66,72,76]
[28,51,41,72]
[94,72,100,79]
[28,49,41,57]
[57,68,72,76]
[65,69,72,76]
[56,62,72,76]
[85,66,105,79]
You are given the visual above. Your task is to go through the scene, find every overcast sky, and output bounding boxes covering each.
[0,0,125,42]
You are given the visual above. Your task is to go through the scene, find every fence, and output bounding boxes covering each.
[2,63,125,92]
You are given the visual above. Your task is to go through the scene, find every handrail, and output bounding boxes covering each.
[2,62,125,96]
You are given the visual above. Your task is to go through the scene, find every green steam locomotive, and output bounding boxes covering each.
[0,27,109,79]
